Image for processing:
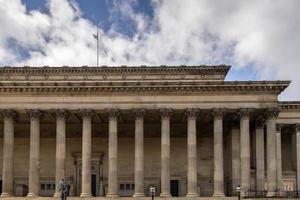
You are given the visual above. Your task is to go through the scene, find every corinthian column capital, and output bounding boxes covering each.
[106,109,120,120]
[211,108,226,119]
[79,109,95,119]
[276,124,283,132]
[0,109,17,120]
[56,109,68,119]
[160,108,173,119]
[185,108,199,120]
[239,108,253,118]
[255,116,265,129]
[265,108,279,120]
[133,109,145,119]
[27,109,42,120]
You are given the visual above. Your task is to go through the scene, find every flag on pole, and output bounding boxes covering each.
[93,33,98,40]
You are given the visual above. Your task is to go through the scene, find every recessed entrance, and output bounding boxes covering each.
[91,174,96,197]
[170,180,179,197]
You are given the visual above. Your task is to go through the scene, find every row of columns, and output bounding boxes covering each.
[1,108,300,197]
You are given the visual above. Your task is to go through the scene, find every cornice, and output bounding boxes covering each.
[0,80,290,95]
[0,65,230,75]
[279,101,300,110]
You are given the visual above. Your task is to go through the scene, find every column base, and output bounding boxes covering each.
[266,191,276,197]
[212,192,225,197]
[27,193,38,197]
[53,192,60,197]
[0,193,11,197]
[106,193,119,198]
[186,192,198,197]
[133,193,145,197]
[160,192,171,197]
[80,193,92,198]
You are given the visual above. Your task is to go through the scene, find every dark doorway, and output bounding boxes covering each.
[0,180,2,194]
[91,174,96,196]
[170,180,179,197]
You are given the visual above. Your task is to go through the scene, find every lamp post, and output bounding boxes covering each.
[236,185,241,200]
[150,187,156,200]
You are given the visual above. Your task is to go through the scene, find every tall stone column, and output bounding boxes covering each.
[186,108,199,197]
[54,110,68,197]
[239,108,251,195]
[255,117,265,191]
[296,124,300,192]
[276,124,283,193]
[160,108,172,197]
[106,109,120,198]
[212,108,226,197]
[266,108,279,197]
[133,109,145,197]
[27,109,42,197]
[80,109,94,197]
[1,110,16,197]
[231,119,240,195]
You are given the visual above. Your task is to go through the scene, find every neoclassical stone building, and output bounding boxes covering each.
[0,65,299,198]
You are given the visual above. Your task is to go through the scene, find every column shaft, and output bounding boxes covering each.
[80,110,92,197]
[255,126,265,191]
[186,108,198,197]
[266,109,278,197]
[212,108,225,197]
[231,126,240,194]
[107,109,119,197]
[295,124,300,191]
[54,110,67,197]
[276,125,283,193]
[27,110,42,197]
[133,109,145,197]
[240,109,251,194]
[1,110,15,197]
[160,108,172,197]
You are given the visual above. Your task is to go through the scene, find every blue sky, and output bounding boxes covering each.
[1,0,300,99]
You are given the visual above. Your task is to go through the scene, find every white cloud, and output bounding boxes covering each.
[0,0,299,100]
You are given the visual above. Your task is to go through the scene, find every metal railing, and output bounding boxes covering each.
[242,189,300,198]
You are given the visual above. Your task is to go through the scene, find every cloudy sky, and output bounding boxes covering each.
[0,0,299,100]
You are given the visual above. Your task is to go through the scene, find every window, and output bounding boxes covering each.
[120,184,125,190]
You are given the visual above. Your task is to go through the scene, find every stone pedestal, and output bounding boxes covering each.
[54,110,67,197]
[133,109,145,197]
[212,108,225,197]
[1,110,16,197]
[27,109,42,197]
[186,108,199,197]
[107,109,120,198]
[160,108,172,197]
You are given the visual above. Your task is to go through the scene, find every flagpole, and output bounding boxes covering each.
[96,27,99,67]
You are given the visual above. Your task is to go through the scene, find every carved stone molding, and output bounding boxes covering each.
[276,124,283,132]
[295,124,300,133]
[239,108,253,118]
[27,109,43,120]
[211,108,226,120]
[185,108,199,120]
[265,108,279,120]
[255,116,265,129]
[79,109,95,119]
[0,109,17,120]
[106,109,120,120]
[159,108,173,119]
[132,109,145,119]
[56,109,69,119]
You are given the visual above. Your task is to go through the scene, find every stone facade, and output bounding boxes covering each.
[0,65,299,198]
